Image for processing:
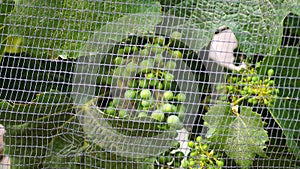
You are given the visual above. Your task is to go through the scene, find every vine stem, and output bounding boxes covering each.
[231,94,249,107]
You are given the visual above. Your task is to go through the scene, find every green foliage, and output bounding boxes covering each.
[167,0,299,56]
[4,0,160,59]
[257,46,300,160]
[203,104,268,168]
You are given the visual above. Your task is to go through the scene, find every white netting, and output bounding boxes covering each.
[0,0,299,168]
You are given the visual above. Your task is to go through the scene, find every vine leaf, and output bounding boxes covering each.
[203,104,269,168]
[5,0,159,59]
[165,0,299,56]
[258,46,300,159]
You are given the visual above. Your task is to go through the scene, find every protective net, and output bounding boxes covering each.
[0,0,299,168]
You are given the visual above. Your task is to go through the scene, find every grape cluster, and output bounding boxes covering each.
[154,141,186,168]
[104,33,187,130]
[216,66,279,107]
[181,136,224,169]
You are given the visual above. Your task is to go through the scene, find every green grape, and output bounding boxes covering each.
[139,59,155,73]
[151,110,165,122]
[111,98,120,106]
[196,136,202,143]
[155,82,164,90]
[164,72,174,81]
[188,141,195,148]
[267,68,274,77]
[171,31,182,39]
[146,72,155,79]
[114,57,124,65]
[189,151,198,157]
[124,46,131,54]
[248,98,254,104]
[227,85,234,92]
[163,80,171,90]
[141,100,152,107]
[216,160,224,167]
[251,76,259,82]
[174,151,185,161]
[163,91,174,101]
[131,46,139,53]
[138,111,148,118]
[165,60,177,69]
[161,103,174,112]
[118,110,128,118]
[202,144,208,151]
[139,48,149,56]
[188,160,195,167]
[176,93,186,102]
[167,115,182,129]
[158,156,167,164]
[139,79,149,88]
[171,141,181,150]
[155,36,165,46]
[106,106,116,116]
[199,155,207,162]
[247,76,252,81]
[269,80,275,85]
[126,61,138,73]
[172,161,181,168]
[252,98,258,105]
[154,53,164,65]
[172,50,183,58]
[149,79,158,87]
[117,48,124,55]
[140,89,152,99]
[181,159,189,168]
[128,79,138,88]
[124,90,136,99]
[151,44,164,54]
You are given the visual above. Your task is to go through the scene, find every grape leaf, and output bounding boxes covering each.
[258,46,300,159]
[4,0,159,59]
[2,92,76,169]
[203,104,268,168]
[164,0,299,56]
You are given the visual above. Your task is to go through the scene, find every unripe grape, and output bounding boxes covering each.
[114,57,124,65]
[151,110,165,121]
[163,91,174,101]
[196,136,202,143]
[267,68,275,77]
[138,111,148,118]
[126,61,138,73]
[117,48,124,55]
[106,106,116,116]
[138,79,149,88]
[141,100,152,107]
[124,90,136,99]
[171,31,182,39]
[167,115,182,129]
[164,72,174,81]
[118,110,128,118]
[172,50,183,58]
[155,36,165,46]
[165,60,177,69]
[155,82,164,89]
[216,160,224,167]
[161,103,174,112]
[140,89,152,99]
[139,48,149,56]
[176,93,186,102]
[124,46,131,54]
[188,141,195,148]
[131,46,139,53]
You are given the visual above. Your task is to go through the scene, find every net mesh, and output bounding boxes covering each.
[0,0,299,168]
